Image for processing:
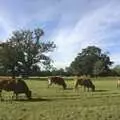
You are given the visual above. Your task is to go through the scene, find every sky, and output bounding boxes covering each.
[0,0,120,68]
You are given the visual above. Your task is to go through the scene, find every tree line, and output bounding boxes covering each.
[0,28,120,77]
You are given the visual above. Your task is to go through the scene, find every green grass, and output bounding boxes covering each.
[0,77,120,120]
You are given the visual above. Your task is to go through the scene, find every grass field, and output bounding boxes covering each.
[0,77,120,120]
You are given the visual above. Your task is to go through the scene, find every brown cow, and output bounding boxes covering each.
[75,77,95,92]
[0,78,32,100]
[48,76,67,89]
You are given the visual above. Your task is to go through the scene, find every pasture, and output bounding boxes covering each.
[0,77,120,120]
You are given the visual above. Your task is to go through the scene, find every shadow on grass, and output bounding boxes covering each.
[65,88,73,90]
[14,97,52,102]
[95,89,109,92]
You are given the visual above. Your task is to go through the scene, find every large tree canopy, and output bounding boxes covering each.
[0,28,56,78]
[69,46,113,76]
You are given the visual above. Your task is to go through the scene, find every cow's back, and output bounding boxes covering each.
[0,78,16,91]
[83,79,92,86]
[78,78,84,85]
[51,77,64,84]
[83,79,95,91]
[50,76,67,89]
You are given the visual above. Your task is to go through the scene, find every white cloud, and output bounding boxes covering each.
[0,0,120,68]
[50,0,120,68]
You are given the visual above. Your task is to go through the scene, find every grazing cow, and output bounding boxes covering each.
[75,78,95,92]
[48,76,67,89]
[117,79,120,88]
[0,78,32,100]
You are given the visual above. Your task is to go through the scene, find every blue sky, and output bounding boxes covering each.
[0,0,120,68]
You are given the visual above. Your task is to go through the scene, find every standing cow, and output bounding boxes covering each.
[0,78,32,101]
[75,78,95,92]
[48,76,67,90]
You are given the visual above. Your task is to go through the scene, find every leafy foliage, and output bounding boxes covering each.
[69,46,113,76]
[0,28,56,77]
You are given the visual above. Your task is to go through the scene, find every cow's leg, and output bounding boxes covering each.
[117,82,119,88]
[48,83,52,88]
[12,92,16,100]
[117,83,119,88]
[0,90,1,98]
[0,90,2,101]
[62,83,66,90]
[12,92,18,100]
[48,78,52,88]
[75,82,79,91]
[87,87,89,92]
[75,86,78,92]
[15,93,18,100]
[0,90,4,101]
[84,86,86,92]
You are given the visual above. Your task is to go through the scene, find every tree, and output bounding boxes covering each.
[0,28,56,78]
[0,42,18,77]
[65,67,74,76]
[112,65,120,76]
[69,46,113,76]
[93,60,105,77]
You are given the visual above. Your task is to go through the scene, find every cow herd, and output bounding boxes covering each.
[48,76,95,92]
[1,76,120,101]
[0,76,95,101]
